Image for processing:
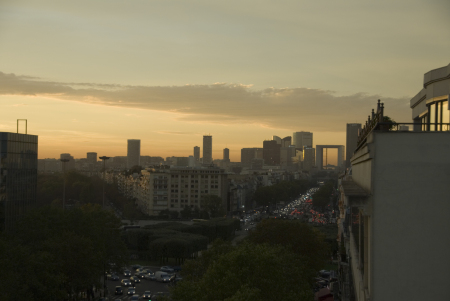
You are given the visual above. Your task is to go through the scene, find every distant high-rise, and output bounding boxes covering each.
[60,153,75,171]
[241,148,263,168]
[346,123,361,168]
[272,135,282,144]
[281,136,292,147]
[127,139,141,168]
[87,152,97,164]
[263,140,281,166]
[193,146,200,164]
[302,147,316,172]
[292,132,313,149]
[223,148,230,163]
[203,135,212,165]
[1,132,38,232]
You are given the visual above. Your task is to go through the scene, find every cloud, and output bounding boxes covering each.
[0,71,412,131]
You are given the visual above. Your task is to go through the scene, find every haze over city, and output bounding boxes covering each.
[0,0,449,162]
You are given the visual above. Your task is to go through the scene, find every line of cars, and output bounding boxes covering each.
[111,265,181,300]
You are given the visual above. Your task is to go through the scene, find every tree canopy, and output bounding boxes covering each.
[253,180,310,207]
[0,205,128,301]
[246,219,329,273]
[170,242,313,301]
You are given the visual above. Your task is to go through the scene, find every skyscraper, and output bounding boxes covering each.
[223,148,230,163]
[346,123,361,168]
[292,132,313,149]
[127,139,141,168]
[0,132,38,232]
[193,146,200,165]
[203,135,212,165]
[241,148,263,168]
[263,140,281,166]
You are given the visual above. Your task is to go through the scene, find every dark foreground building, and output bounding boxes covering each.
[0,132,38,232]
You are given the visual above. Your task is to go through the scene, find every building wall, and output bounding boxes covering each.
[350,131,450,301]
[127,139,141,168]
[346,123,361,167]
[292,131,313,148]
[371,132,450,301]
[0,132,38,232]
[203,136,212,164]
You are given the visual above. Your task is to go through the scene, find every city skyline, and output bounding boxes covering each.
[1,0,449,162]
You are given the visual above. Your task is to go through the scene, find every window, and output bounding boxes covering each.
[426,99,449,131]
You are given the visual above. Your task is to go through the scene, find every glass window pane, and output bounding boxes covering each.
[443,101,449,130]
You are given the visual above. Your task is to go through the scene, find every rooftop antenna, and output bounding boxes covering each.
[17,119,27,134]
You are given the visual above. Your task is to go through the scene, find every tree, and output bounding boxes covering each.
[200,195,225,218]
[246,219,329,273]
[0,205,128,300]
[170,242,313,301]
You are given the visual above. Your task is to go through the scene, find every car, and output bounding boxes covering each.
[130,294,139,301]
[109,274,119,281]
[136,272,146,279]
[114,286,123,295]
[129,276,140,284]
[141,291,152,300]
[126,287,136,295]
[121,279,132,286]
[123,269,131,276]
[160,266,174,273]
[131,264,142,270]
[144,273,156,281]
[171,265,182,272]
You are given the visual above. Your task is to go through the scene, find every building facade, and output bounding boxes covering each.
[0,132,38,231]
[202,135,212,165]
[127,139,141,168]
[292,131,313,149]
[263,140,281,166]
[241,148,263,169]
[346,124,361,168]
[193,146,200,165]
[339,65,450,301]
[316,145,345,170]
[135,166,228,215]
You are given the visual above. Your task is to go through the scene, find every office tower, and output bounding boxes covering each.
[281,136,292,147]
[203,135,212,165]
[241,148,263,168]
[87,152,97,172]
[0,132,38,232]
[346,123,362,168]
[280,145,296,169]
[302,147,315,172]
[193,146,200,164]
[127,139,141,168]
[223,148,230,163]
[292,131,313,149]
[60,153,75,171]
[272,135,282,144]
[263,140,281,166]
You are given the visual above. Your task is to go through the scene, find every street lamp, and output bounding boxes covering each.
[60,158,69,210]
[99,156,110,208]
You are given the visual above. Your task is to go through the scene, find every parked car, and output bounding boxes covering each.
[114,286,123,295]
[160,266,174,273]
[171,265,182,272]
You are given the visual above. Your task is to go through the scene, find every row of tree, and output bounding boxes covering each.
[0,205,128,301]
[169,219,330,301]
[123,218,240,263]
[252,179,311,207]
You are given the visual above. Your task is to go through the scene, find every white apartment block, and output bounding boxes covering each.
[130,166,228,216]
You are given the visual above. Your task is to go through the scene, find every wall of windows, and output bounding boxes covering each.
[419,98,449,131]
[0,132,38,232]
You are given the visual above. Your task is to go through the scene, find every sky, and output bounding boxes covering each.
[0,0,449,162]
